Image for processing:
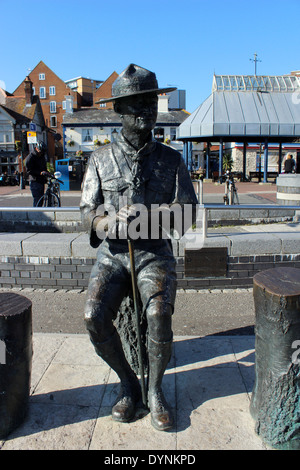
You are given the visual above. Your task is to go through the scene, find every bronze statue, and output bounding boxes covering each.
[80,64,198,431]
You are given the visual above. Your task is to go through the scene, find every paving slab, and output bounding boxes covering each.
[0,333,269,451]
[0,232,34,255]
[22,233,80,257]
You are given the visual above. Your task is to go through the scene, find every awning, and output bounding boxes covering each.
[177,75,300,143]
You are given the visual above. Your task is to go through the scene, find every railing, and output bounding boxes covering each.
[199,204,300,242]
[0,207,79,212]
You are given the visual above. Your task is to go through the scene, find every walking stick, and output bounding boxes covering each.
[127,236,147,408]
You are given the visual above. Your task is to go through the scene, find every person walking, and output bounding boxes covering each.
[284,154,296,174]
[25,141,48,206]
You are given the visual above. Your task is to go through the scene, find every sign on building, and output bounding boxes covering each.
[27,131,37,144]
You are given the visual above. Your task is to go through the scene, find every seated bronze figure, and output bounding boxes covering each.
[80,64,197,431]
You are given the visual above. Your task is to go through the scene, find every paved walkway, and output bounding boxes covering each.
[0,181,278,207]
[0,332,268,451]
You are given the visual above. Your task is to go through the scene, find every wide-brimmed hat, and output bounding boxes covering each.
[95,64,176,104]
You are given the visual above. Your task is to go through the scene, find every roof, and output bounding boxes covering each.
[177,75,300,143]
[212,74,300,93]
[65,77,103,83]
[63,108,190,126]
[1,96,39,123]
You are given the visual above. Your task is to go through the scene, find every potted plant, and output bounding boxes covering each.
[76,150,83,158]
[104,138,110,145]
[94,138,101,147]
[223,153,233,172]
[67,139,75,147]
[15,141,22,152]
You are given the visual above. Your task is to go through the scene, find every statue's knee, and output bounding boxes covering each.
[85,300,116,341]
[147,300,173,319]
[146,301,173,342]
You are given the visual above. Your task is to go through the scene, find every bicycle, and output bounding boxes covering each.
[37,171,64,207]
[222,170,239,205]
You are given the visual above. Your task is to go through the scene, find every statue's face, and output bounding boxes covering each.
[116,93,158,136]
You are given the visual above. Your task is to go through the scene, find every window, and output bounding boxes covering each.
[40,87,46,99]
[49,86,56,96]
[62,100,66,110]
[111,128,119,142]
[82,128,93,143]
[154,127,164,142]
[32,86,35,95]
[99,103,106,108]
[67,80,77,89]
[0,132,13,143]
[50,101,56,113]
[39,73,45,80]
[50,116,57,127]
[170,128,177,141]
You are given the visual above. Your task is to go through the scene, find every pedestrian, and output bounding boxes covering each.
[284,154,296,174]
[80,64,198,431]
[25,141,48,206]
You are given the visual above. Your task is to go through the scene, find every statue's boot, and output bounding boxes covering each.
[147,337,174,431]
[91,329,141,422]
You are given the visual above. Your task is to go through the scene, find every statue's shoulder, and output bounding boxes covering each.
[156,142,182,167]
[91,143,113,161]
[91,144,118,179]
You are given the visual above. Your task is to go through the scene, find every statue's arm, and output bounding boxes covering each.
[80,155,104,248]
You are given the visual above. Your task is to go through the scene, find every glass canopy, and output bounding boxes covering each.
[212,75,300,93]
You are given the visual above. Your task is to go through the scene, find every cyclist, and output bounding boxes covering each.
[25,141,48,206]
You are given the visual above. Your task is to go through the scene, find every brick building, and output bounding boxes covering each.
[64,76,103,107]
[93,71,119,110]
[0,77,45,176]
[14,61,80,160]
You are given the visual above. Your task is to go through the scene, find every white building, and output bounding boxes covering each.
[62,94,195,160]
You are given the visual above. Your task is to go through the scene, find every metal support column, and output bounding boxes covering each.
[188,142,193,171]
[264,140,269,183]
[206,143,210,179]
[219,139,223,179]
[278,143,282,174]
[243,142,247,181]
[183,141,188,167]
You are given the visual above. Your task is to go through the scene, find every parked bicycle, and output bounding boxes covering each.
[37,171,63,207]
[221,170,239,205]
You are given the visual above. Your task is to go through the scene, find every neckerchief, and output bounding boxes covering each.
[114,132,157,193]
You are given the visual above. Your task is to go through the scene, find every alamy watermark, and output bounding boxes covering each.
[94,198,203,246]
[0,339,6,365]
[292,340,300,365]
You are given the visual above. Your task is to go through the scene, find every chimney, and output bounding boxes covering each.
[65,94,74,114]
[24,76,33,106]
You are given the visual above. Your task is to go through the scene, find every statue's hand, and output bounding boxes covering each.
[117,204,140,225]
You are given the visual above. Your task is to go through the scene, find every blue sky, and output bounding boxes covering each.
[1,0,300,113]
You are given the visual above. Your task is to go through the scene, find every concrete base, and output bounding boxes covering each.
[277,174,300,205]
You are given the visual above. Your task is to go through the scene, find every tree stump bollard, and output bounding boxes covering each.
[0,293,33,439]
[250,267,300,450]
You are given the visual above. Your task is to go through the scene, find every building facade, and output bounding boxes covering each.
[64,76,103,107]
[13,61,80,159]
[62,94,192,163]
[0,77,46,176]
[93,72,119,109]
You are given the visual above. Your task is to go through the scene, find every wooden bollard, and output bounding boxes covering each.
[0,293,33,439]
[250,267,300,450]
